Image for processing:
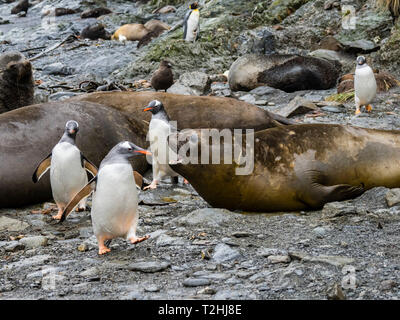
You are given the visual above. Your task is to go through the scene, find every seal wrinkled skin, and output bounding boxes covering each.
[169,124,400,212]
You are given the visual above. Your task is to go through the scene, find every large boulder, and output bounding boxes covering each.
[228,54,341,92]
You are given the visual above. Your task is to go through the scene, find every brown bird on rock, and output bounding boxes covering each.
[151,60,173,92]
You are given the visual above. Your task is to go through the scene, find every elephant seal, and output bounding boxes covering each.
[138,20,171,47]
[168,124,400,212]
[11,0,29,15]
[228,54,341,92]
[70,91,294,132]
[80,7,112,19]
[0,101,148,208]
[0,51,34,114]
[80,23,110,40]
[111,24,150,42]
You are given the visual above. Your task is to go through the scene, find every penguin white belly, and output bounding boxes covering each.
[185,10,199,41]
[354,67,377,106]
[149,119,178,179]
[91,163,138,239]
[50,142,88,205]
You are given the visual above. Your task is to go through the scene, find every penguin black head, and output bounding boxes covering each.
[190,2,199,10]
[65,120,79,137]
[111,141,151,158]
[160,60,172,69]
[143,100,164,114]
[356,56,366,66]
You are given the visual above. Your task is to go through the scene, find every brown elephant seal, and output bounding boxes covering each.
[0,101,148,208]
[80,23,110,40]
[143,20,170,33]
[150,60,174,92]
[11,0,29,15]
[228,54,341,92]
[70,91,294,132]
[111,24,149,42]
[80,7,112,19]
[168,124,400,212]
[0,51,34,114]
[138,20,170,47]
[42,8,78,17]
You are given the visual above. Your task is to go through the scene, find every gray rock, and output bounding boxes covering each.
[144,285,161,292]
[321,105,344,113]
[232,231,251,238]
[385,189,400,207]
[19,236,48,249]
[197,287,217,295]
[5,241,25,252]
[296,253,354,267]
[2,255,52,271]
[239,94,256,104]
[277,96,318,118]
[183,278,211,287]
[155,234,186,247]
[127,260,170,273]
[313,227,327,238]
[212,243,241,263]
[327,283,346,300]
[257,248,288,257]
[167,71,210,95]
[167,82,198,96]
[42,62,75,76]
[49,92,79,101]
[267,255,291,264]
[380,280,397,291]
[249,85,280,96]
[0,216,29,232]
[175,208,233,227]
[309,49,341,61]
[80,267,100,278]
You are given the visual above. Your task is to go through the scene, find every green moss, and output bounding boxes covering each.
[264,0,312,24]
[325,91,355,103]
[149,0,187,7]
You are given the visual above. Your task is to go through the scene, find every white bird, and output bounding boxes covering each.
[143,100,180,190]
[60,141,151,255]
[32,120,97,220]
[354,56,377,115]
[183,2,200,42]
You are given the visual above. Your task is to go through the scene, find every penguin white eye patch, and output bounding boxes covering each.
[66,120,79,128]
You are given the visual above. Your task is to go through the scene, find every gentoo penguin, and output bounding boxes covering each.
[32,120,98,220]
[150,60,173,92]
[60,141,151,255]
[354,56,377,115]
[143,100,180,190]
[183,2,200,42]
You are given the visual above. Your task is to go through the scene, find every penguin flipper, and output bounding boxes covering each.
[32,153,52,183]
[59,176,97,223]
[81,153,98,177]
[133,171,144,189]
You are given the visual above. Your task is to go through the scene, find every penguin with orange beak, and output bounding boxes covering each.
[143,100,180,190]
[32,120,98,220]
[60,141,151,255]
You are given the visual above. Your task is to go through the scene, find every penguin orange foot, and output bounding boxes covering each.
[52,207,64,220]
[129,235,150,244]
[366,104,373,112]
[144,180,158,190]
[355,108,361,115]
[98,246,111,255]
